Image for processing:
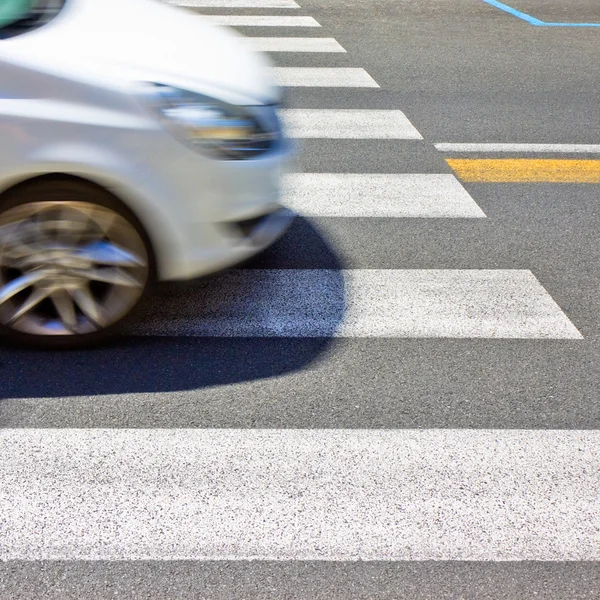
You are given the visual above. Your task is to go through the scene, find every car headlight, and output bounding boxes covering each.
[141,84,280,160]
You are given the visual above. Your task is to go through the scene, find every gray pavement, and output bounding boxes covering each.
[2,0,600,597]
[2,561,600,599]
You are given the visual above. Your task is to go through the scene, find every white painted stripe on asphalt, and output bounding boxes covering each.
[202,15,320,26]
[280,109,422,139]
[435,143,600,153]
[272,67,379,87]
[282,174,485,217]
[168,0,299,7]
[2,429,598,561]
[127,270,581,338]
[247,38,346,52]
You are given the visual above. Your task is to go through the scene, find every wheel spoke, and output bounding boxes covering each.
[71,287,107,328]
[0,221,19,241]
[74,240,146,267]
[0,271,49,306]
[6,287,52,325]
[90,207,118,234]
[79,267,142,288]
[27,213,53,243]
[0,250,17,267]
[51,290,78,330]
[0,222,34,262]
[54,205,90,245]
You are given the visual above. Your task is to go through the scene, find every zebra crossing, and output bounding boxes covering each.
[1,0,596,594]
[247,37,346,51]
[2,429,599,561]
[126,0,582,342]
[279,109,423,138]
[201,14,319,25]
[129,269,581,338]
[280,173,483,217]
[272,67,380,87]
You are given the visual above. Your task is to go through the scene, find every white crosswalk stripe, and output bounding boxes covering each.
[436,142,600,153]
[2,429,598,561]
[247,37,346,52]
[127,269,581,338]
[282,173,485,217]
[280,109,422,138]
[201,15,320,26]
[167,0,299,7]
[272,67,380,87]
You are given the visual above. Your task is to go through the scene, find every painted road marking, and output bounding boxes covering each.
[201,15,320,26]
[2,428,598,561]
[247,38,346,53]
[126,270,581,338]
[280,109,422,139]
[282,174,485,218]
[447,159,600,183]
[436,143,600,154]
[482,0,600,27]
[272,68,379,87]
[482,0,544,25]
[169,0,299,6]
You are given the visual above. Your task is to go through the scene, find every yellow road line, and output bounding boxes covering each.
[446,159,600,183]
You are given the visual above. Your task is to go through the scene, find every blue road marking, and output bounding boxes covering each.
[482,0,600,27]
[482,0,544,25]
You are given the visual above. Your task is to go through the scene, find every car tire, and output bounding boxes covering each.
[0,179,154,349]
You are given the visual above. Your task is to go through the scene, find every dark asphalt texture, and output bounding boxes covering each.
[2,561,600,599]
[2,0,600,597]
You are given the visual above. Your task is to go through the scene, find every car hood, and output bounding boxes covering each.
[3,0,279,105]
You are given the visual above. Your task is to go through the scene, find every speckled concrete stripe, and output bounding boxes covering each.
[280,109,422,138]
[1,429,599,561]
[435,143,600,153]
[167,0,299,7]
[272,68,379,87]
[125,270,581,338]
[247,38,346,53]
[201,15,320,26]
[281,174,484,217]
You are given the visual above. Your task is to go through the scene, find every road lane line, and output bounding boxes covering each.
[247,38,346,52]
[482,0,600,27]
[436,143,600,154]
[446,159,600,183]
[280,109,422,138]
[201,15,320,26]
[2,428,598,561]
[126,270,581,338]
[168,0,299,6]
[272,67,379,87]
[282,174,484,217]
[481,0,544,25]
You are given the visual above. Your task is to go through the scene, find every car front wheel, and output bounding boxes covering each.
[0,180,152,348]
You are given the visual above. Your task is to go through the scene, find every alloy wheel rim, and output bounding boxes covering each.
[0,201,149,336]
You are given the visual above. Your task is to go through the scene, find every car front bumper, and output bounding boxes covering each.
[171,205,295,281]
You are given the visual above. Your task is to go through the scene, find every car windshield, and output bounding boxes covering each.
[0,0,63,35]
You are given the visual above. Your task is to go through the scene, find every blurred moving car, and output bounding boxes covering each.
[0,0,294,347]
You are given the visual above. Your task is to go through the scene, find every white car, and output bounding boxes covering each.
[0,0,294,348]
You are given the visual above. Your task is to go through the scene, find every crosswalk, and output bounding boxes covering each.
[130,269,581,338]
[279,109,423,138]
[247,37,346,52]
[272,66,380,87]
[280,174,483,217]
[202,14,320,26]
[2,0,596,592]
[2,429,598,561]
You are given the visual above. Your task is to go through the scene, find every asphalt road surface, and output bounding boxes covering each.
[2,0,600,598]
